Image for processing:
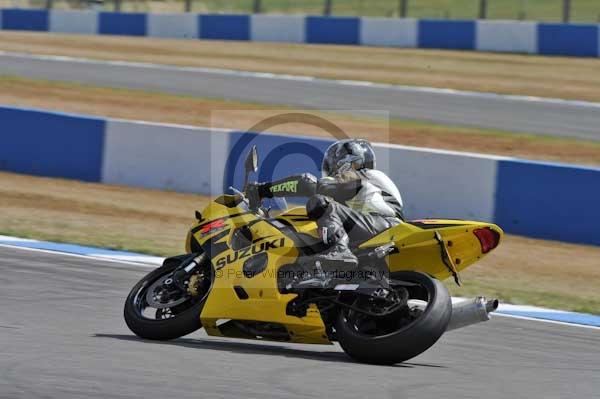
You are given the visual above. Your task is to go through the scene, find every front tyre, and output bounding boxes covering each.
[124,254,212,341]
[335,271,451,365]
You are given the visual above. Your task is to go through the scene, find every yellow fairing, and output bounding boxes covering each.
[361,219,504,280]
[191,202,329,344]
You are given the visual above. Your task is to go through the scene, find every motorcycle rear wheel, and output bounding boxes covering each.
[124,253,212,341]
[335,271,451,365]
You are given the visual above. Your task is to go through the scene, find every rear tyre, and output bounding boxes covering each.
[335,271,451,365]
[124,254,212,341]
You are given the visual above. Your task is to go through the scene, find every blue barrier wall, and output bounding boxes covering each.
[1,9,598,58]
[1,9,48,31]
[199,14,250,40]
[538,23,599,57]
[418,20,476,50]
[495,160,600,245]
[305,16,360,45]
[99,12,147,36]
[0,107,105,181]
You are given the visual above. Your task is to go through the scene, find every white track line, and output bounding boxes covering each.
[0,243,156,268]
[2,50,600,109]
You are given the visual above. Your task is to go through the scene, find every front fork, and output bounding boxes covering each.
[169,253,204,291]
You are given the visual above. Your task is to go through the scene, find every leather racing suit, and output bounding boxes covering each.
[252,168,404,252]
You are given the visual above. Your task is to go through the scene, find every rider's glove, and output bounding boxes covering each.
[317,171,362,201]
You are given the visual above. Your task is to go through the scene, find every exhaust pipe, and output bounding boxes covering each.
[447,297,499,331]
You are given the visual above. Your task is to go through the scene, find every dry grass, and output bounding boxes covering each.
[0,171,209,255]
[1,171,599,313]
[2,76,600,166]
[1,31,600,102]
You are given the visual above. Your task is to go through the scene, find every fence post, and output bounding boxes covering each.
[562,0,571,23]
[114,0,121,12]
[184,0,192,12]
[479,0,487,19]
[399,0,408,17]
[45,0,53,9]
[323,0,332,16]
[253,0,262,13]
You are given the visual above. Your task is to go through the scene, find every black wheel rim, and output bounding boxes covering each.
[131,260,212,322]
[344,279,433,337]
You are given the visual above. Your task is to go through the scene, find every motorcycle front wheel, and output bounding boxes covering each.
[335,271,451,365]
[124,253,212,340]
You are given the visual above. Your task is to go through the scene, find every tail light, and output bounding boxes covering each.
[473,228,500,254]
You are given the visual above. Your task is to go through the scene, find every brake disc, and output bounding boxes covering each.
[145,276,188,309]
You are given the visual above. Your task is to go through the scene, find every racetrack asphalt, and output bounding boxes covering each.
[1,52,599,142]
[1,246,599,399]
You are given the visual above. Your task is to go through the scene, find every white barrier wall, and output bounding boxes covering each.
[49,10,98,34]
[147,13,198,39]
[250,14,305,43]
[476,20,537,53]
[360,17,418,47]
[374,144,501,221]
[101,120,229,194]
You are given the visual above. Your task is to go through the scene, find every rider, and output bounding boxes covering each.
[247,138,404,274]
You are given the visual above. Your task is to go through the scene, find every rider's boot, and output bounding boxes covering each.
[316,224,357,268]
[313,238,358,272]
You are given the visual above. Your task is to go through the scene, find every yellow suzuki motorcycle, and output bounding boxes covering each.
[125,147,503,364]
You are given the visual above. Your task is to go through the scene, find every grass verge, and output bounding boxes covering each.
[1,31,600,102]
[1,171,599,314]
[2,75,600,166]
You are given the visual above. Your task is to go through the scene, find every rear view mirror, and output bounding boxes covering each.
[242,146,259,192]
[245,145,258,173]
